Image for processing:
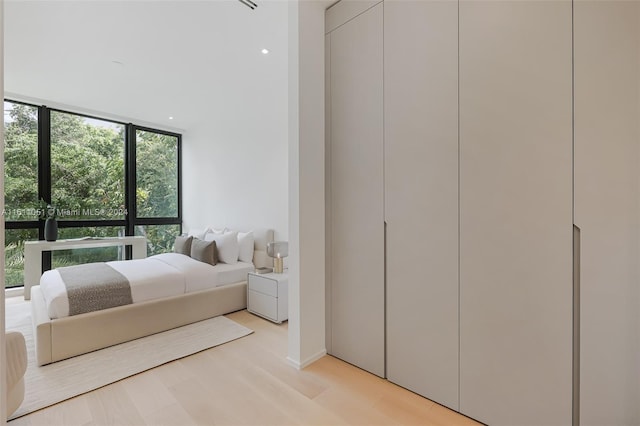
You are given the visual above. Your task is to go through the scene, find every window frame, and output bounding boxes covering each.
[3,99,183,286]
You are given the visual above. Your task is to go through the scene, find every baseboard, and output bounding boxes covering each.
[287,349,327,370]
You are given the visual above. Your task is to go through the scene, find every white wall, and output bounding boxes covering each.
[183,0,330,371]
[180,40,289,240]
[1,0,7,423]
[179,3,290,240]
[287,0,330,369]
[181,109,289,239]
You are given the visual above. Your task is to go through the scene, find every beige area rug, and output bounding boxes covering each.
[5,298,253,421]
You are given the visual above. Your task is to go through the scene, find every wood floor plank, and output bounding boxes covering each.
[212,335,329,400]
[236,363,348,426]
[8,395,92,426]
[8,306,478,426]
[304,356,390,404]
[424,403,482,426]
[312,387,399,426]
[168,377,242,425]
[372,389,438,426]
[149,357,199,390]
[84,382,146,426]
[140,402,199,426]
[121,371,180,418]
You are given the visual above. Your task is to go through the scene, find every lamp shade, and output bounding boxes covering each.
[267,241,288,258]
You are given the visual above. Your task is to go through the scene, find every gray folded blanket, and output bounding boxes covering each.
[57,263,133,316]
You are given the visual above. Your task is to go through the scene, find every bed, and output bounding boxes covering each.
[31,228,274,366]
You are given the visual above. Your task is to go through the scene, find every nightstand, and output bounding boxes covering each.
[247,272,288,324]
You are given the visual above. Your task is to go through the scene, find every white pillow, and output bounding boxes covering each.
[207,226,228,235]
[204,231,239,264]
[237,231,254,263]
[187,228,208,240]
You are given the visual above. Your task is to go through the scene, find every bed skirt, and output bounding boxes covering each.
[31,281,247,366]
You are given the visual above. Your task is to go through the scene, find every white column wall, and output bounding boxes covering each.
[1,0,7,422]
[287,0,328,369]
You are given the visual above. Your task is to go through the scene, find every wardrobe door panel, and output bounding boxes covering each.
[329,3,385,377]
[574,3,640,425]
[459,2,573,425]
[384,0,459,410]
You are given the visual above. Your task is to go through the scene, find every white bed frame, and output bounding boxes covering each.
[31,229,273,366]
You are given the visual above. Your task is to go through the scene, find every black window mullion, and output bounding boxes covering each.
[125,124,136,259]
[131,125,181,225]
[4,99,182,288]
[4,221,40,230]
[38,106,52,272]
[126,124,137,237]
[37,106,51,223]
[177,134,183,226]
[57,220,127,228]
[132,218,182,226]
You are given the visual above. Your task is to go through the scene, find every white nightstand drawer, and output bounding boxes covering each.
[248,290,278,321]
[248,274,278,297]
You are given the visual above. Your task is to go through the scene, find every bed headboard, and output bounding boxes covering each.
[186,226,274,269]
[253,229,274,269]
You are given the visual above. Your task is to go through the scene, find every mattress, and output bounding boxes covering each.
[39,253,255,319]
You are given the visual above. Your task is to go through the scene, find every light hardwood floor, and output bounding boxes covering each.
[9,308,480,426]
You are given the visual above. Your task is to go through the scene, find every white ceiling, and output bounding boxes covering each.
[4,0,289,132]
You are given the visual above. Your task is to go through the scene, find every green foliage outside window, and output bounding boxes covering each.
[3,102,181,288]
[5,229,38,288]
[4,103,38,220]
[136,224,181,257]
[136,130,178,218]
[51,111,126,220]
[52,227,126,269]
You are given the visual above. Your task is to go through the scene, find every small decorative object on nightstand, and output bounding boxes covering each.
[267,241,288,274]
[247,272,288,323]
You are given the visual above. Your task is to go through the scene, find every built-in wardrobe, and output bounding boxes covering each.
[325,1,640,426]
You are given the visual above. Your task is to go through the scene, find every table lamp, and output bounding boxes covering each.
[267,241,288,273]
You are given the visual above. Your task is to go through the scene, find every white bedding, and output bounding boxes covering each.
[40,253,255,319]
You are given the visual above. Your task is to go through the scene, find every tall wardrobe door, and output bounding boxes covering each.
[574,3,640,425]
[459,2,573,425]
[384,0,459,410]
[329,3,385,377]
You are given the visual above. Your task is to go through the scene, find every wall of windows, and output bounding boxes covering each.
[3,100,182,288]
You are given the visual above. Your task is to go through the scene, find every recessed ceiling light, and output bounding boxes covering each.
[169,116,174,120]
[261,48,269,55]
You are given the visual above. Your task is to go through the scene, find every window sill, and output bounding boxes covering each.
[5,287,24,299]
